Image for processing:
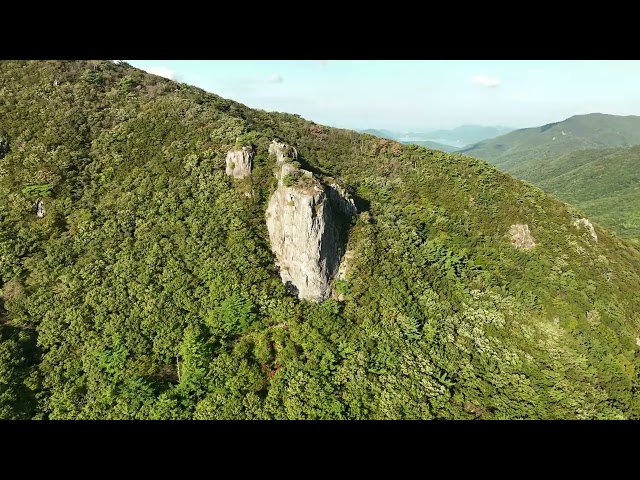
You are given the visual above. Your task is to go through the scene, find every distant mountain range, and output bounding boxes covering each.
[460,113,640,240]
[459,113,640,169]
[359,125,514,151]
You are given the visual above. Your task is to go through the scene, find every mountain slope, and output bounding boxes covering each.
[460,114,640,240]
[460,113,640,169]
[513,146,640,240]
[1,61,640,420]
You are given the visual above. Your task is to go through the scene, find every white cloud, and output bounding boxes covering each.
[146,66,177,80]
[471,75,501,88]
[266,73,283,84]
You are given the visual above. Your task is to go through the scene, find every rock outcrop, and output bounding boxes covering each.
[268,140,298,163]
[0,136,8,159]
[574,218,598,242]
[34,199,45,218]
[266,140,355,301]
[327,183,357,217]
[509,224,535,250]
[225,146,254,179]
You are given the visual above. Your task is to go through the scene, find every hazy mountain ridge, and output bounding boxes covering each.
[359,129,459,152]
[359,125,513,150]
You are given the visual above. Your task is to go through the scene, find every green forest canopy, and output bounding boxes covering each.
[459,114,640,240]
[0,60,639,419]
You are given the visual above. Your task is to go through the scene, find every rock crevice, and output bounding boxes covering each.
[327,183,357,218]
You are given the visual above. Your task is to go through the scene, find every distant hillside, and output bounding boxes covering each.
[517,146,640,240]
[401,140,459,152]
[460,113,640,169]
[360,131,461,152]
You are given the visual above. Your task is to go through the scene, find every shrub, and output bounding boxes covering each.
[282,173,294,187]
[22,184,52,198]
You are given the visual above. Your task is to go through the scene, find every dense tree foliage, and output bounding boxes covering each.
[459,114,640,241]
[1,61,639,419]
[503,146,640,242]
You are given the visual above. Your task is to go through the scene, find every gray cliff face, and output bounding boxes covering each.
[225,146,254,179]
[327,183,357,217]
[265,140,355,301]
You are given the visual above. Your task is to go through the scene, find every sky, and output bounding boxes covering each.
[126,60,640,132]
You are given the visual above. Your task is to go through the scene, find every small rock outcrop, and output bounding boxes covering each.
[268,140,298,163]
[574,218,598,242]
[266,140,355,301]
[327,183,357,217]
[34,199,45,218]
[0,136,9,160]
[509,224,536,250]
[225,146,254,179]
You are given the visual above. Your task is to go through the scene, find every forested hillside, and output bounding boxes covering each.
[506,146,640,241]
[460,113,640,169]
[1,61,639,419]
[460,115,640,240]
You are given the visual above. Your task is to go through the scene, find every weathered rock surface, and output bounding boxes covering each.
[327,183,357,217]
[574,217,598,242]
[225,146,254,179]
[266,140,355,301]
[509,224,536,250]
[268,140,298,163]
[34,199,45,218]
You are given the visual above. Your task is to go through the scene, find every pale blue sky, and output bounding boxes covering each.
[126,60,640,131]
